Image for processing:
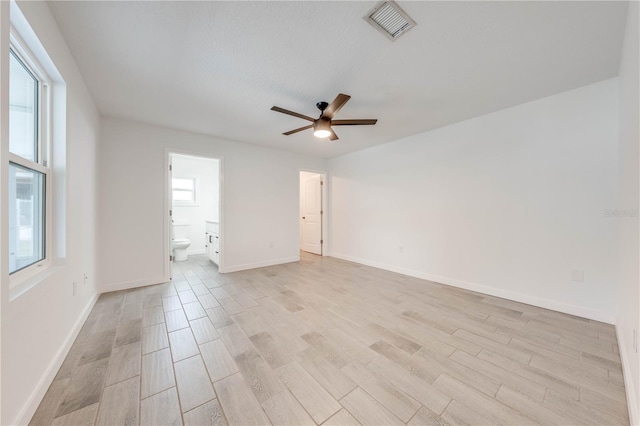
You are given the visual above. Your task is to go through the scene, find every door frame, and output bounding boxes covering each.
[165,148,224,280]
[299,169,328,256]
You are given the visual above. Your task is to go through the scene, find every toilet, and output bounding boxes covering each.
[172,223,191,261]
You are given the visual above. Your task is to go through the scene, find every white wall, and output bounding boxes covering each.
[616,2,639,424]
[171,154,219,255]
[98,117,327,289]
[0,2,100,425]
[329,79,619,322]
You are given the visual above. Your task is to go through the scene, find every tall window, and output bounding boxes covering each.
[8,47,49,274]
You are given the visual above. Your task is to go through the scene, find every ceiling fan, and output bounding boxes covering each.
[271,94,377,141]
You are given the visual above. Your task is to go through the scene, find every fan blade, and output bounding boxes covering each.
[329,128,339,141]
[331,119,377,126]
[283,124,313,135]
[323,94,351,119]
[271,106,315,122]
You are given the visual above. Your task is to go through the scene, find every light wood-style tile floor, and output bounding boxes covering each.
[31,253,629,425]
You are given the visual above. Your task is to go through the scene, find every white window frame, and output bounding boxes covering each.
[8,27,52,283]
[172,177,197,206]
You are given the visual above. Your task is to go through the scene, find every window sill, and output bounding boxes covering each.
[9,262,63,302]
[173,203,200,208]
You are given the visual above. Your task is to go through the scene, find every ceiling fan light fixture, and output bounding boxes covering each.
[313,120,331,139]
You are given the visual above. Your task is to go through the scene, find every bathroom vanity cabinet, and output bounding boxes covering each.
[205,220,220,266]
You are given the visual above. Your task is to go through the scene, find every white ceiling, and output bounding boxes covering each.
[48,1,628,158]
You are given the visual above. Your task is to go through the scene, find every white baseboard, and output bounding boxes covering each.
[15,293,99,426]
[220,256,300,273]
[101,276,168,293]
[330,252,614,324]
[616,320,639,426]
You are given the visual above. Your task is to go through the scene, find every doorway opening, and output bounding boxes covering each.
[167,152,221,277]
[299,171,326,256]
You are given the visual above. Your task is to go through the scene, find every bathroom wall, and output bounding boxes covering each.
[171,154,219,255]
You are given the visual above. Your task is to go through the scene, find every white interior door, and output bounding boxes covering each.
[168,157,173,278]
[301,173,322,255]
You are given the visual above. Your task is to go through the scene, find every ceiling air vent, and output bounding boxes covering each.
[365,1,416,41]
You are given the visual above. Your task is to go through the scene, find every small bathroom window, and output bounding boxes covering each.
[172,178,196,205]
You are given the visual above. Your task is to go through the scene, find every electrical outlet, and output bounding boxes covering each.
[72,282,77,296]
[571,269,584,283]
[83,273,88,285]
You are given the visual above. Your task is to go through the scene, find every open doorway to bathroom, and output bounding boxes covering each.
[299,171,326,256]
[168,153,221,277]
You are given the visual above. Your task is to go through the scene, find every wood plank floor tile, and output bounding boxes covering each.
[340,387,403,426]
[296,347,356,400]
[183,399,228,426]
[341,361,421,422]
[142,305,165,327]
[234,349,284,403]
[95,376,139,426]
[262,389,315,426]
[219,297,245,315]
[323,408,361,426]
[29,379,70,426]
[440,398,492,425]
[542,389,626,425]
[165,309,190,332]
[51,402,99,426]
[213,373,271,426]
[495,385,576,425]
[218,323,254,357]
[178,290,198,304]
[450,349,546,402]
[206,306,233,328]
[367,323,422,354]
[369,340,441,383]
[190,317,220,344]
[55,358,109,418]
[200,339,239,382]
[249,331,292,369]
[198,293,221,309]
[580,387,629,424]
[407,406,452,426]
[141,348,175,398]
[301,331,349,369]
[191,284,211,296]
[276,361,341,424]
[78,330,116,366]
[140,387,182,426]
[168,328,199,361]
[104,341,141,386]
[211,287,231,300]
[234,293,260,309]
[142,322,169,354]
[174,355,215,412]
[369,356,451,415]
[433,374,535,425]
[54,342,88,381]
[162,296,182,312]
[33,253,629,426]
[183,301,207,320]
